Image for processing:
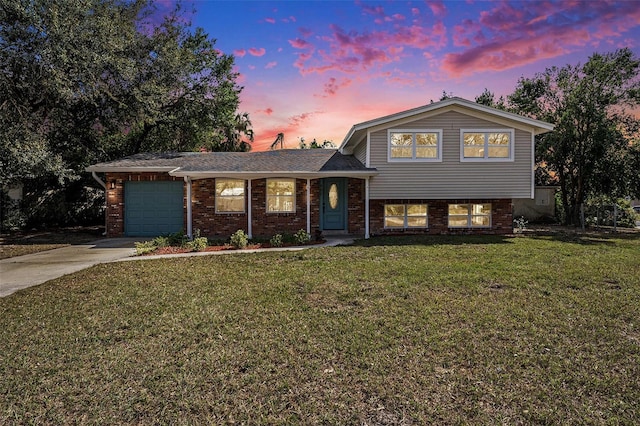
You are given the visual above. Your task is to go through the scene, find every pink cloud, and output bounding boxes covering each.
[299,27,313,37]
[428,0,447,18]
[289,38,313,49]
[265,61,277,69]
[248,47,266,57]
[443,1,640,77]
[234,49,246,58]
[411,8,420,16]
[265,17,276,24]
[320,77,353,96]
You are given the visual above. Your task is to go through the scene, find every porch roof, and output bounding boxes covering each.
[86,149,377,179]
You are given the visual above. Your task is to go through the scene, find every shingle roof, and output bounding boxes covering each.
[86,149,376,177]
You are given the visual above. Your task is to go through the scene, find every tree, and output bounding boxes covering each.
[474,88,507,110]
[0,0,251,228]
[508,48,640,225]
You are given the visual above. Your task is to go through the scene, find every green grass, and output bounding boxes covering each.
[1,234,639,424]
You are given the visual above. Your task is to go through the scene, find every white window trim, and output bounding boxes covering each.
[215,178,246,214]
[460,129,514,162]
[448,203,492,228]
[384,204,429,229]
[388,129,443,162]
[266,178,296,213]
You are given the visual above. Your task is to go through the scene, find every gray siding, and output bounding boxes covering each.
[369,110,533,199]
[353,140,367,165]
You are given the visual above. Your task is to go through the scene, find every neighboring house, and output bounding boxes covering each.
[87,97,554,239]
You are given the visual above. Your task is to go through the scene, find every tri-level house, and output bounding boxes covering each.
[87,97,554,239]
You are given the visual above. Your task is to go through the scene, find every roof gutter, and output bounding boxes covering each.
[168,170,379,180]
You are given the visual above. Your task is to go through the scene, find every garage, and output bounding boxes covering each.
[124,181,184,237]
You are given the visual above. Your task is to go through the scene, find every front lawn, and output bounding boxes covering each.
[1,234,638,424]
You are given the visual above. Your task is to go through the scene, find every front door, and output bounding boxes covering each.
[321,178,347,230]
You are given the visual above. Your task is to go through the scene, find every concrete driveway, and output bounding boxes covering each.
[0,238,137,297]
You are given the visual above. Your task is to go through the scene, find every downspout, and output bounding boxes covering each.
[247,179,252,238]
[306,178,311,236]
[365,177,370,239]
[91,172,108,236]
[185,176,193,239]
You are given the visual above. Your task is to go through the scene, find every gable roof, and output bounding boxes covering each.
[339,97,555,153]
[86,149,377,179]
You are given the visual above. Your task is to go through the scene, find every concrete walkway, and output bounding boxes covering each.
[0,236,355,298]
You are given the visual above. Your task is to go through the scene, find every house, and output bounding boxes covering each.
[86,97,554,239]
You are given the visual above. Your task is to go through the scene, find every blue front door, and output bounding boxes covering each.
[321,178,346,230]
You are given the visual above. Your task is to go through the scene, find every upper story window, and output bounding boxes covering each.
[388,129,442,162]
[215,179,245,213]
[460,129,514,161]
[267,179,295,213]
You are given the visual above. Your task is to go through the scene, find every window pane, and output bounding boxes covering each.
[448,217,468,227]
[416,147,437,158]
[488,146,509,158]
[385,204,405,216]
[391,147,412,158]
[391,133,412,147]
[218,197,244,212]
[473,204,491,214]
[216,179,244,196]
[464,146,484,158]
[268,195,294,212]
[471,215,490,226]
[416,133,437,146]
[463,133,484,146]
[385,216,405,228]
[449,204,469,215]
[489,133,509,145]
[407,217,427,227]
[407,204,427,215]
[268,179,295,196]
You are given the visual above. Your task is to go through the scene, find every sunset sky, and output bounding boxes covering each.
[182,1,640,151]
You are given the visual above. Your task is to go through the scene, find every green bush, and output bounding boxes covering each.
[230,229,248,249]
[152,236,170,248]
[270,233,283,247]
[188,236,208,252]
[134,241,157,256]
[167,231,189,247]
[294,229,311,244]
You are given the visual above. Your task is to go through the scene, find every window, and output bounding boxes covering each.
[384,204,428,228]
[461,130,513,161]
[267,179,295,213]
[448,204,491,228]
[215,179,245,213]
[388,130,442,161]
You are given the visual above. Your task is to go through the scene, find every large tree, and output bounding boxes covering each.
[0,0,251,227]
[508,48,640,225]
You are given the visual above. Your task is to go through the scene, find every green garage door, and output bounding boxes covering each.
[124,181,184,237]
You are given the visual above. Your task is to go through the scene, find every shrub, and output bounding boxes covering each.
[230,229,248,249]
[270,233,283,247]
[167,231,189,247]
[294,229,311,245]
[188,236,208,252]
[134,241,157,256]
[513,216,528,232]
[152,236,170,248]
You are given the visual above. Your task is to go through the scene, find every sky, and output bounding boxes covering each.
[176,0,640,151]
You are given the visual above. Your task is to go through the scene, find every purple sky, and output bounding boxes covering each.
[181,0,640,151]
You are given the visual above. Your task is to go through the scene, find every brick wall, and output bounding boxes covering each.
[105,172,185,237]
[251,178,321,238]
[347,178,365,234]
[370,199,513,235]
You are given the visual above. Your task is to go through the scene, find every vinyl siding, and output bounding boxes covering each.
[353,139,367,165]
[368,110,533,199]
